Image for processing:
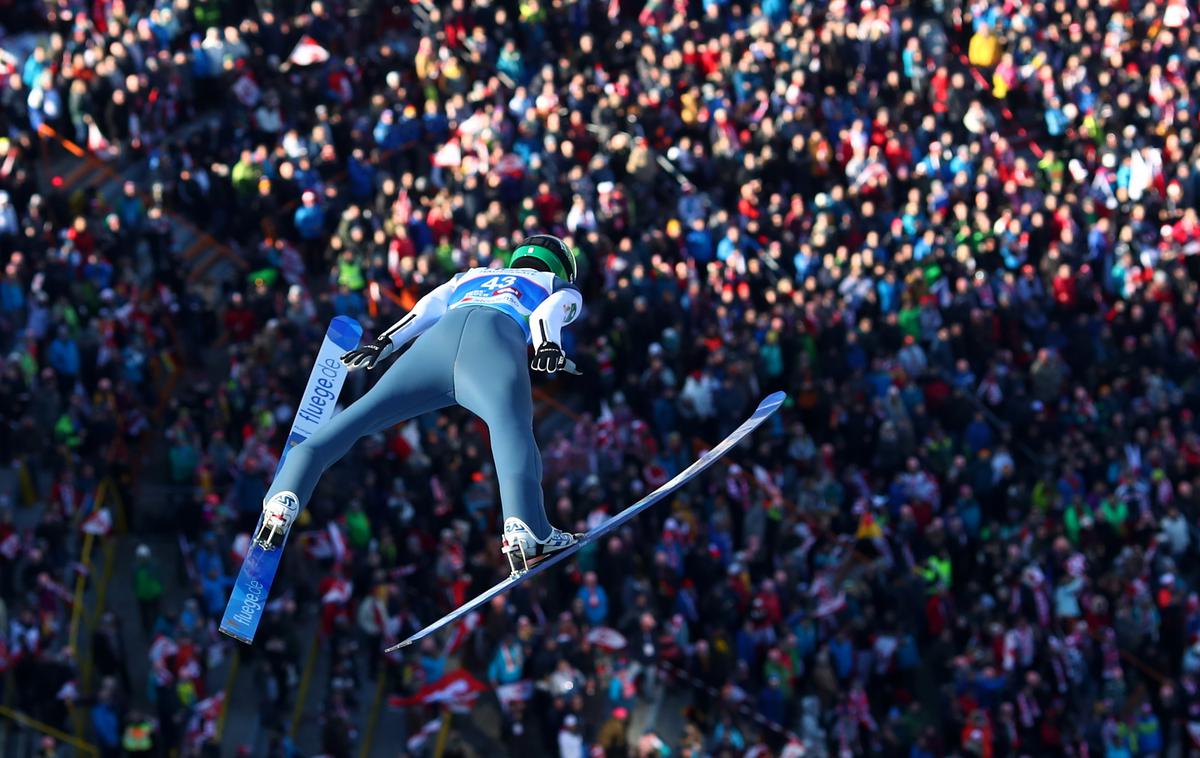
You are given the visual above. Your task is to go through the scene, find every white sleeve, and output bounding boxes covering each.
[379,275,460,348]
[529,288,583,350]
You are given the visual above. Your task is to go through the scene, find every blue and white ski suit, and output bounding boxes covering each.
[266,268,582,540]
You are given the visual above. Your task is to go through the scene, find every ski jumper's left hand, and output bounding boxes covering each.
[531,342,566,373]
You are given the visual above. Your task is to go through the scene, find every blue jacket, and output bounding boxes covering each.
[48,337,81,377]
[716,235,741,263]
[201,573,232,616]
[347,157,376,200]
[685,229,714,263]
[496,51,526,85]
[21,57,46,88]
[423,113,449,142]
[0,279,24,314]
[91,703,120,747]
[395,115,422,146]
[829,637,854,680]
[577,585,609,625]
[118,195,146,231]
[487,644,524,685]
[373,119,399,150]
[332,290,366,318]
[294,204,325,240]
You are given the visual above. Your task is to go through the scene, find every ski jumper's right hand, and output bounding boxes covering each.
[340,335,396,371]
[341,276,463,371]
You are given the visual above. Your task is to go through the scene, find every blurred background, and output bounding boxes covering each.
[1,0,1200,755]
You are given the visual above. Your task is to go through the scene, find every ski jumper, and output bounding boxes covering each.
[265,268,583,540]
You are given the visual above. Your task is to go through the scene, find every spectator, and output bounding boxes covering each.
[558,714,585,758]
[577,571,609,626]
[967,23,1001,68]
[133,545,163,635]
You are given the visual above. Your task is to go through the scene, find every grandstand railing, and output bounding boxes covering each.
[0,705,100,757]
[33,123,248,283]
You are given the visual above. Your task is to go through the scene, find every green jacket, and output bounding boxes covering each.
[338,259,366,291]
[345,511,371,549]
[921,556,951,594]
[134,563,163,602]
[231,159,261,195]
[1100,498,1128,533]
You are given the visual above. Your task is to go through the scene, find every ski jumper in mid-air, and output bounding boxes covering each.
[256,235,584,573]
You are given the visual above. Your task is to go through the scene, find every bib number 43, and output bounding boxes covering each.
[479,275,517,291]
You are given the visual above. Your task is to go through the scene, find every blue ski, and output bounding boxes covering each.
[220,316,363,644]
[385,391,787,652]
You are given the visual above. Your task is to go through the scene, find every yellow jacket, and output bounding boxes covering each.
[968,31,1001,67]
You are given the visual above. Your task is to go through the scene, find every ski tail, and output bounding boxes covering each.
[385,391,786,652]
[220,316,363,644]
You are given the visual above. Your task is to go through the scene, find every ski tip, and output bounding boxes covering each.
[760,391,787,410]
[329,316,365,347]
[384,639,414,653]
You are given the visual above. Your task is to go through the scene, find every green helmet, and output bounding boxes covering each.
[510,234,577,283]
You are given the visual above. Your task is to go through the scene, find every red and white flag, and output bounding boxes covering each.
[587,627,628,651]
[495,680,534,707]
[307,522,350,564]
[388,670,488,713]
[444,611,481,656]
[495,153,524,179]
[38,573,73,605]
[780,739,808,758]
[230,533,251,565]
[0,532,21,560]
[320,576,353,605]
[288,36,330,67]
[753,465,783,503]
[56,680,78,702]
[195,692,225,721]
[433,139,462,168]
[149,635,179,685]
[81,507,113,536]
[643,463,668,489]
[406,717,443,752]
[1165,0,1189,27]
[328,522,348,564]
[232,73,261,108]
[184,692,225,751]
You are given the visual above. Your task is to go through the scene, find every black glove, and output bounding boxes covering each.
[531,341,566,373]
[340,335,396,371]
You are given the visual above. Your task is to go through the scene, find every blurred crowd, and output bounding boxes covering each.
[4,0,1200,754]
[0,61,177,758]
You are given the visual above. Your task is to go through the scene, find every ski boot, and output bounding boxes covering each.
[255,491,301,550]
[501,517,583,576]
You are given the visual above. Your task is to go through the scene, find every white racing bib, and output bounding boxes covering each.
[447,267,562,341]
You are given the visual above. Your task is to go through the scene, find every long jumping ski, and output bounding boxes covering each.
[386,391,787,652]
[220,316,363,644]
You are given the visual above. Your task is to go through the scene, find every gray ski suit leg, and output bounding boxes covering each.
[265,306,552,539]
